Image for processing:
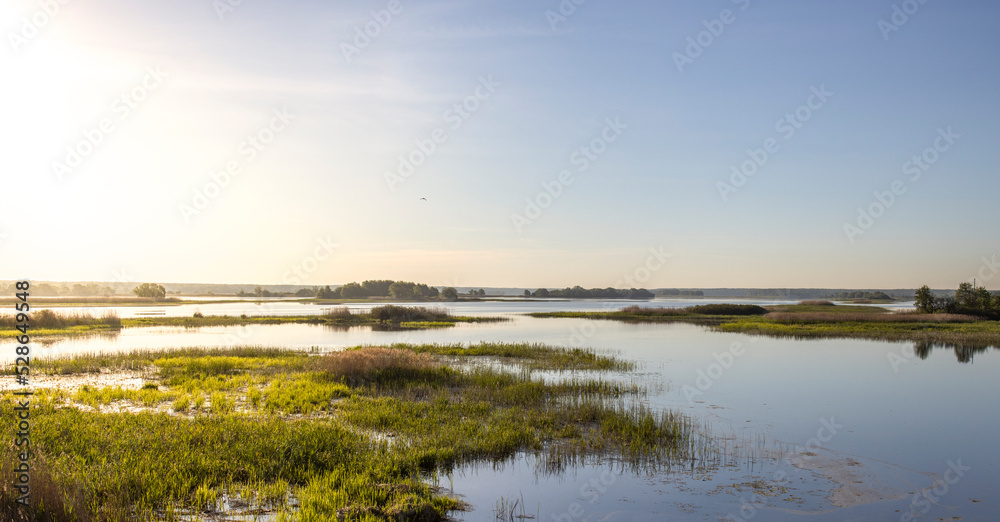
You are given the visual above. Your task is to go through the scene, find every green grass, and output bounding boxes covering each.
[715,315,1000,346]
[0,344,698,521]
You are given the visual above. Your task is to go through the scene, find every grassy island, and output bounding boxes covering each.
[0,344,699,520]
[0,306,507,339]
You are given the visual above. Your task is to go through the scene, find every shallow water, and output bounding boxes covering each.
[11,299,996,521]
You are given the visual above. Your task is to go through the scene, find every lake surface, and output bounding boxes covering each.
[35,296,916,319]
[13,299,997,521]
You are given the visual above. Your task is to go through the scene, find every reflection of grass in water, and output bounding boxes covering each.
[0,344,701,521]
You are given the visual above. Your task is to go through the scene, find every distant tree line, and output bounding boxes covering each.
[745,289,819,299]
[914,283,1000,317]
[830,291,894,300]
[236,286,288,297]
[526,286,653,299]
[3,282,116,297]
[305,280,460,302]
[656,289,705,297]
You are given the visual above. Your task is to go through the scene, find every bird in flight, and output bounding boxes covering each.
[419,198,427,201]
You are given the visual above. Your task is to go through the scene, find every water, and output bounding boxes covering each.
[12,299,995,521]
[33,297,914,319]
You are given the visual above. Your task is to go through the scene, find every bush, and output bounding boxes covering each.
[369,305,450,324]
[323,307,352,319]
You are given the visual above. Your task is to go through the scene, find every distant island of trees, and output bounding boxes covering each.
[293,280,467,302]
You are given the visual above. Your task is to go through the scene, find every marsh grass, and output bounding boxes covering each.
[765,312,980,324]
[716,316,1000,350]
[0,343,699,520]
[262,374,351,414]
[764,303,891,314]
[73,385,178,409]
[3,347,307,376]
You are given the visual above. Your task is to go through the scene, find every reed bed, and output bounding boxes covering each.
[0,309,121,330]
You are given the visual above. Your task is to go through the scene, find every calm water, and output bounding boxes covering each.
[33,296,916,319]
[14,299,997,521]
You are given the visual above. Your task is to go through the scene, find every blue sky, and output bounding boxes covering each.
[2,0,998,289]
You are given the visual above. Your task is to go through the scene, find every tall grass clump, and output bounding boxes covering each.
[0,448,97,521]
[310,347,439,386]
[323,306,352,319]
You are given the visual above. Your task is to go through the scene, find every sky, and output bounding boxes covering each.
[2,0,998,289]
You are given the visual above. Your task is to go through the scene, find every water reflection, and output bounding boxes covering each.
[913,340,999,363]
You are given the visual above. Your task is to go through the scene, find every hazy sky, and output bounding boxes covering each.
[3,0,998,289]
